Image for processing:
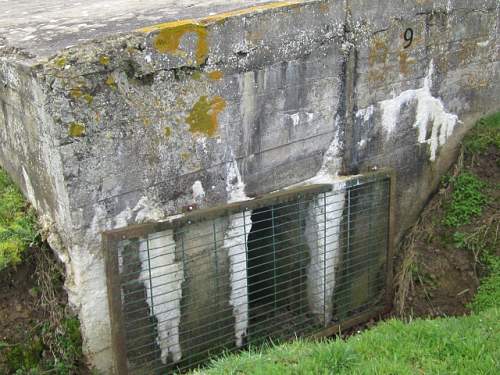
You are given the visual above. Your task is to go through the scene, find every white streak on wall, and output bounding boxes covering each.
[304,184,345,325]
[380,61,459,161]
[224,153,252,347]
[355,105,374,123]
[139,230,184,363]
[192,180,205,203]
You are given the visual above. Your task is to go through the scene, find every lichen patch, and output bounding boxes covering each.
[186,96,226,137]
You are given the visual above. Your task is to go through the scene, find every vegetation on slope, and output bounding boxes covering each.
[0,167,86,374]
[0,169,37,271]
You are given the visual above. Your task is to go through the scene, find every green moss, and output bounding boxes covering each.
[0,168,37,271]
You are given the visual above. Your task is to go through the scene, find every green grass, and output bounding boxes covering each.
[468,255,500,315]
[0,168,38,270]
[195,308,499,375]
[2,317,83,375]
[442,172,488,227]
[463,112,500,154]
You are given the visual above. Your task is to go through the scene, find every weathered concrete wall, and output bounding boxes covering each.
[0,0,498,372]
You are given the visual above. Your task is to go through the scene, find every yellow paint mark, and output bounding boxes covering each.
[186,96,226,137]
[106,75,117,89]
[198,1,301,25]
[68,122,86,137]
[207,71,224,80]
[164,127,172,137]
[139,2,300,32]
[99,55,110,65]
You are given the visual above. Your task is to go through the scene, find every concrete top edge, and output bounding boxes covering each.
[0,0,311,62]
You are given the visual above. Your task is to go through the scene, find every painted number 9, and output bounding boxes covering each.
[403,28,414,48]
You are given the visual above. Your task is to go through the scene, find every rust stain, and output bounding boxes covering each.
[369,38,388,65]
[399,51,415,75]
[186,96,226,137]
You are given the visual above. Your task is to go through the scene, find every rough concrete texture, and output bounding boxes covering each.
[0,0,498,372]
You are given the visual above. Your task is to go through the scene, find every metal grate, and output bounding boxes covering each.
[104,173,393,374]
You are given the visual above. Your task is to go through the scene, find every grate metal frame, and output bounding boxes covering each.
[104,170,395,374]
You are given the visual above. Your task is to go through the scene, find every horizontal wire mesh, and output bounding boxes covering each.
[109,177,391,374]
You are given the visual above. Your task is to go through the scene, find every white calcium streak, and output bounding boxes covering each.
[224,155,252,347]
[305,187,345,325]
[380,60,458,161]
[224,213,252,347]
[140,230,183,363]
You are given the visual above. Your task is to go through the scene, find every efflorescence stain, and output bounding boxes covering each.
[186,96,226,137]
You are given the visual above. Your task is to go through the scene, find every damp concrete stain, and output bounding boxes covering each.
[150,21,208,65]
[68,122,86,137]
[186,96,226,137]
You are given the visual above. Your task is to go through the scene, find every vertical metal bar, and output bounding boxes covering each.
[243,210,249,299]
[213,221,219,296]
[345,187,352,317]
[323,192,327,327]
[297,197,303,315]
[271,205,277,311]
[347,188,351,255]
[146,237,155,315]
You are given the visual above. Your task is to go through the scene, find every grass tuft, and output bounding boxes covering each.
[0,168,38,270]
[442,172,488,227]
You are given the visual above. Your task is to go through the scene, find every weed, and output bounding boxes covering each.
[468,254,500,314]
[0,168,38,270]
[463,112,500,155]
[443,172,488,227]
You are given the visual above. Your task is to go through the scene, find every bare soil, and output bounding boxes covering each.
[395,144,499,318]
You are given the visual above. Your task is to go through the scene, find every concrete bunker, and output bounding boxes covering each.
[1,0,497,372]
[104,174,392,373]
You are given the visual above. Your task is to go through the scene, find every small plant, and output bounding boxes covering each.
[468,254,500,313]
[443,172,488,227]
[0,168,38,270]
[463,112,500,155]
